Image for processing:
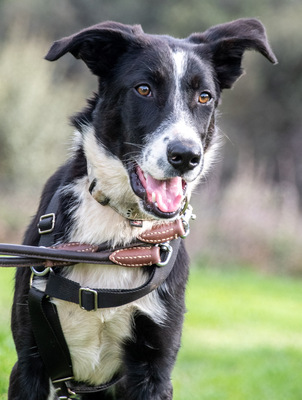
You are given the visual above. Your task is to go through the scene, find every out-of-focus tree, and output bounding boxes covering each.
[219,5,302,201]
[0,0,301,271]
[0,0,300,197]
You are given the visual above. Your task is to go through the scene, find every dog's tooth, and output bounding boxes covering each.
[152,192,156,203]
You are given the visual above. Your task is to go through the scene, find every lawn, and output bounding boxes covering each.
[0,266,302,399]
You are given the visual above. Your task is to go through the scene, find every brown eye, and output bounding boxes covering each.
[198,92,211,104]
[136,85,151,97]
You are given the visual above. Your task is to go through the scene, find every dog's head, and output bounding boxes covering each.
[46,19,276,221]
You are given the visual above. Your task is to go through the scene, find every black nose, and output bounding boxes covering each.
[167,140,202,174]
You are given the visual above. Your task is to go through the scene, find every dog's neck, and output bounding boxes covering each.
[87,160,189,226]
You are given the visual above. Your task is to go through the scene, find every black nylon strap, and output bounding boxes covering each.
[45,238,181,311]
[28,287,73,382]
[18,186,186,396]
[28,287,125,396]
[27,237,181,396]
[67,374,123,394]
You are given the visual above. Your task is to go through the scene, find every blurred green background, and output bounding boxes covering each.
[0,0,302,398]
[1,0,301,274]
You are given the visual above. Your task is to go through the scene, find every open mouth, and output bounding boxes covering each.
[129,164,187,219]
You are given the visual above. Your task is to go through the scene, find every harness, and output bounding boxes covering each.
[0,190,195,399]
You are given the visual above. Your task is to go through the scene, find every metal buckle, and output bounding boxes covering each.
[79,287,98,311]
[30,267,52,288]
[30,266,51,276]
[54,377,78,400]
[53,376,75,385]
[66,388,79,400]
[56,387,79,400]
[180,204,196,238]
[156,242,173,267]
[56,387,78,399]
[38,213,56,234]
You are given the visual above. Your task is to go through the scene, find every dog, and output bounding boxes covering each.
[8,18,276,400]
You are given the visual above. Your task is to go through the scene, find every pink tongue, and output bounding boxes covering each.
[145,174,183,213]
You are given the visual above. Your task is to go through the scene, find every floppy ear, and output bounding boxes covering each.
[189,18,277,90]
[45,21,144,76]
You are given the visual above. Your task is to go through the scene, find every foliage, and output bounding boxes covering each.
[1,267,302,399]
[219,4,302,201]
[0,30,89,189]
[0,0,301,274]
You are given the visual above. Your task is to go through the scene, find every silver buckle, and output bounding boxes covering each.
[53,377,78,400]
[57,390,79,400]
[57,389,78,400]
[30,267,52,288]
[30,266,51,277]
[180,204,196,238]
[156,242,173,267]
[38,213,56,234]
[53,376,75,385]
[79,287,98,311]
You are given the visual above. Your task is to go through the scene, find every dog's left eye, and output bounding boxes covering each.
[198,92,212,104]
[136,85,152,97]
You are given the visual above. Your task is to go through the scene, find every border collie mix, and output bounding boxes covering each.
[8,19,276,400]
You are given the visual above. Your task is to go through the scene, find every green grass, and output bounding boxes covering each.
[1,267,302,399]
[0,268,16,400]
[173,267,302,400]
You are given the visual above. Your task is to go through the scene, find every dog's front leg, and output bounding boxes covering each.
[119,308,185,400]
[120,313,178,400]
[8,353,51,400]
[114,246,188,400]
[9,271,52,400]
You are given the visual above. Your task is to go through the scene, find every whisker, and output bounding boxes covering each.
[123,142,144,149]
[123,159,138,168]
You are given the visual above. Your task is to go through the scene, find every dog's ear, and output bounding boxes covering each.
[188,18,277,90]
[45,22,144,76]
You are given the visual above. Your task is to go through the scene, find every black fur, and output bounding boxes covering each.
[9,19,276,399]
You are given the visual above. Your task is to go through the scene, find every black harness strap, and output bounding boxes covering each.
[67,375,123,394]
[44,238,180,312]
[28,288,73,382]
[28,286,125,398]
[28,240,180,398]
[5,188,190,398]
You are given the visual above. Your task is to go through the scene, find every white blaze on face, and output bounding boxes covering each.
[139,50,203,184]
[173,50,187,94]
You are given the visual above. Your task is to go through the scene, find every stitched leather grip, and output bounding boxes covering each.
[137,219,186,244]
[109,246,161,267]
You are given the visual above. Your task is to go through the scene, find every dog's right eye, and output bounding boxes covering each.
[136,85,152,97]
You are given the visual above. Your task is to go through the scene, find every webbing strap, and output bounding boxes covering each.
[44,238,181,311]
[28,287,73,382]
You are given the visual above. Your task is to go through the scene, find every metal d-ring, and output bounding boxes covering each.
[30,266,52,288]
[180,204,196,238]
[156,242,173,267]
[30,266,51,276]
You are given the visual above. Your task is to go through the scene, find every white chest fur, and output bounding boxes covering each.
[53,264,166,385]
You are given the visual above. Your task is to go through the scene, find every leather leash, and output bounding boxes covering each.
[0,218,186,269]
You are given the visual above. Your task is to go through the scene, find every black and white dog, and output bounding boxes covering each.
[9,19,276,400]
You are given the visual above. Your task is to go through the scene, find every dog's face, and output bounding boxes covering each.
[46,19,276,221]
[91,42,218,219]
